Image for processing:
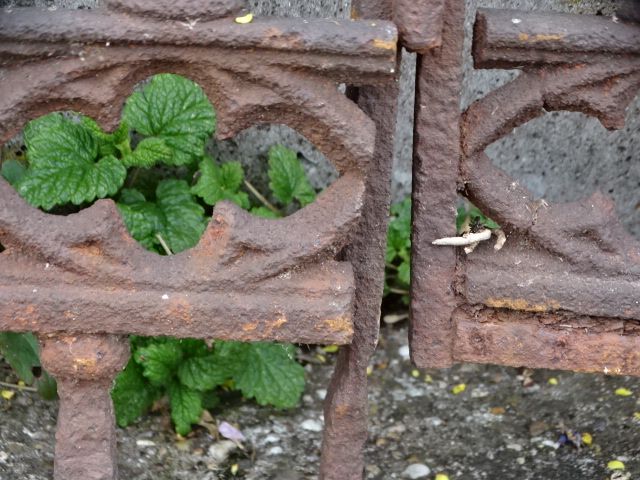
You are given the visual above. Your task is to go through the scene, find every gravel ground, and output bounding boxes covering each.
[1,323,640,480]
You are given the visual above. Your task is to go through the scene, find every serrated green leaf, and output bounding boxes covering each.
[1,159,26,186]
[219,341,304,408]
[36,371,57,401]
[80,117,130,158]
[135,341,184,386]
[112,358,159,427]
[191,157,249,208]
[118,188,147,205]
[177,355,230,392]
[122,137,172,168]
[156,179,206,253]
[118,180,205,253]
[397,260,410,286]
[20,113,127,209]
[267,145,316,207]
[0,332,40,384]
[168,382,203,435]
[123,74,216,166]
[250,206,281,219]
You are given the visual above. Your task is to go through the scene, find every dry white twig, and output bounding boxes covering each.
[432,229,492,247]
[493,229,507,251]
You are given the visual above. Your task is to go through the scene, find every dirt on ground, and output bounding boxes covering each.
[1,323,639,480]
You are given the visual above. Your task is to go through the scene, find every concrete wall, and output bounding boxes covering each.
[7,0,639,237]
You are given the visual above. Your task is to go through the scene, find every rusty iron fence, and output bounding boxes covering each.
[0,0,638,478]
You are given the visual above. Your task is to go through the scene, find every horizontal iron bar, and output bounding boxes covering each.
[0,276,354,344]
[464,240,640,321]
[0,8,397,63]
[474,8,640,68]
[451,307,640,376]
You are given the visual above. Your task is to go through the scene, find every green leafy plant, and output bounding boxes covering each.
[456,201,499,234]
[0,73,312,434]
[385,197,411,304]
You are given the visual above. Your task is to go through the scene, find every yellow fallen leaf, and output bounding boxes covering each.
[633,412,640,420]
[1,390,15,400]
[490,406,506,415]
[322,345,339,353]
[452,383,466,395]
[315,354,327,364]
[615,388,633,397]
[424,374,433,383]
[366,365,373,376]
[230,463,239,475]
[581,432,593,446]
[607,460,625,470]
[547,377,559,385]
[17,380,25,389]
[235,13,254,24]
[411,369,420,378]
[435,474,450,480]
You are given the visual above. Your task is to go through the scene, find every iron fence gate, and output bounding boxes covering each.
[0,0,638,479]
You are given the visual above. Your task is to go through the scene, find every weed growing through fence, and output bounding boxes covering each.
[0,73,313,434]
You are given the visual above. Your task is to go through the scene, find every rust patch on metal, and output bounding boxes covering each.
[485,297,561,313]
[0,1,399,479]
[411,4,640,381]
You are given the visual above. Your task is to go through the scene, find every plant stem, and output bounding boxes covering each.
[388,287,409,295]
[155,233,173,255]
[0,381,37,392]
[386,263,399,271]
[243,180,280,214]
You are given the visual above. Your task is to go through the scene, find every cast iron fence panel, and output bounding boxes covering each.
[0,0,399,478]
[410,1,640,376]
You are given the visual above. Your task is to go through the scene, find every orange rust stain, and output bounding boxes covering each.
[72,244,103,257]
[519,33,565,43]
[242,321,259,333]
[263,316,288,337]
[372,38,396,50]
[168,298,193,323]
[335,404,349,417]
[322,316,353,336]
[74,357,97,368]
[485,298,561,313]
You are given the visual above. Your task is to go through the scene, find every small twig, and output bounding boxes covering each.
[243,180,280,214]
[385,263,399,271]
[493,229,507,251]
[388,287,409,295]
[432,229,492,247]
[155,233,173,255]
[0,381,37,392]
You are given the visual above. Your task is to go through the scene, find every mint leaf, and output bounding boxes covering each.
[19,113,126,209]
[112,358,159,427]
[156,179,206,253]
[250,206,281,219]
[135,340,183,386]
[168,382,203,435]
[386,198,411,262]
[118,180,205,253]
[218,341,305,408]
[0,332,40,384]
[1,159,26,186]
[122,137,172,168]
[191,157,249,208]
[80,117,130,158]
[123,74,216,166]
[267,145,316,207]
[177,355,229,392]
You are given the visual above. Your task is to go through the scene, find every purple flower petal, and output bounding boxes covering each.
[219,421,246,442]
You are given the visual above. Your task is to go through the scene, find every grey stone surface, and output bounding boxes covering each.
[5,0,639,236]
